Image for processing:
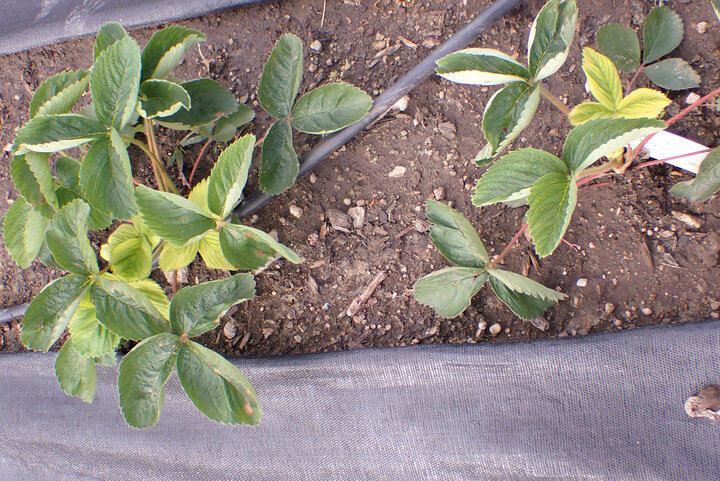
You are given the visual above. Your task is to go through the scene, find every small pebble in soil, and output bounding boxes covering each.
[712,312,720,319]
[685,92,701,105]
[697,21,708,34]
[478,321,488,331]
[710,301,720,311]
[671,211,702,229]
[294,334,303,343]
[310,40,322,52]
[576,278,588,287]
[433,187,445,200]
[613,319,623,327]
[289,205,302,218]
[388,166,406,178]
[348,206,366,228]
[309,173,317,183]
[641,307,653,316]
[605,303,616,315]
[489,323,502,336]
[223,321,238,339]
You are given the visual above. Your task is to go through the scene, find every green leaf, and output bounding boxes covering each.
[177,341,261,425]
[92,276,171,340]
[526,172,577,258]
[527,0,578,80]
[170,273,255,337]
[11,152,57,208]
[670,148,720,202]
[212,104,255,143]
[129,278,171,320]
[568,102,614,125]
[159,240,198,271]
[198,231,235,270]
[435,48,531,85]
[259,120,298,195]
[644,58,700,91]
[91,36,142,130]
[596,24,641,72]
[187,177,210,212]
[473,148,567,206]
[207,134,255,217]
[135,185,216,245]
[141,26,206,81]
[2,197,47,268]
[118,333,182,428]
[100,224,153,281]
[95,352,118,367]
[55,338,97,403]
[425,200,488,267]
[138,79,191,118]
[55,155,81,191]
[477,82,540,163]
[643,5,683,64]
[159,79,238,128]
[29,69,90,118]
[54,186,113,231]
[80,129,138,220]
[562,117,665,173]
[258,33,304,119]
[616,88,670,118]
[94,22,127,60]
[414,267,487,318]
[45,199,99,275]
[582,48,622,110]
[220,223,301,270]
[68,303,120,358]
[486,268,566,302]
[488,276,556,320]
[12,114,105,154]
[290,82,372,134]
[21,274,90,352]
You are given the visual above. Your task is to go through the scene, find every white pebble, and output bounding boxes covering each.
[641,307,653,316]
[289,205,303,218]
[697,21,708,34]
[685,92,701,105]
[576,278,588,287]
[310,40,322,52]
[388,166,406,178]
[223,321,238,339]
[489,323,502,336]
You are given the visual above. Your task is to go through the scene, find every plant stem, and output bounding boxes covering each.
[188,138,213,186]
[624,65,644,95]
[489,223,528,269]
[539,86,571,116]
[634,148,711,171]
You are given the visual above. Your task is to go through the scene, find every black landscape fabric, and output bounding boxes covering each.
[1,320,719,480]
[0,0,271,55]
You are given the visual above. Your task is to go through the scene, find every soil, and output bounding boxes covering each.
[1,0,719,356]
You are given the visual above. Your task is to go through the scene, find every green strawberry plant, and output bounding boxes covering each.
[1,21,371,428]
[256,34,372,194]
[415,0,720,321]
[596,4,700,91]
[434,0,577,164]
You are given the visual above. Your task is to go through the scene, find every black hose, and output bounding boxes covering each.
[233,0,523,218]
[0,0,522,325]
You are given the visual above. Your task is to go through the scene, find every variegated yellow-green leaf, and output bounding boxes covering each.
[138,79,191,119]
[12,114,105,155]
[435,48,531,85]
[568,102,614,125]
[713,0,720,25]
[526,172,577,258]
[159,240,199,272]
[616,88,670,118]
[527,0,577,80]
[141,26,206,81]
[207,134,255,218]
[94,22,127,60]
[29,69,90,118]
[582,48,622,110]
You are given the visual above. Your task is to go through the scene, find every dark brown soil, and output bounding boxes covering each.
[1,0,719,356]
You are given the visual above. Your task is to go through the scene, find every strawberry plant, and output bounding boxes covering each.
[1,22,371,428]
[415,0,720,322]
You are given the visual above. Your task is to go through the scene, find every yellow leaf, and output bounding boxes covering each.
[582,48,622,110]
[129,278,170,320]
[159,240,198,271]
[616,88,671,119]
[198,231,236,270]
[188,177,211,213]
[568,101,614,125]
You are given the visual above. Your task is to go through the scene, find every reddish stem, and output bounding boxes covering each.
[625,65,645,95]
[491,223,528,268]
[634,148,711,171]
[188,138,212,186]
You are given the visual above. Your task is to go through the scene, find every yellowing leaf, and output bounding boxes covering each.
[582,48,622,110]
[568,102,614,125]
[616,88,670,119]
[159,240,199,272]
[198,231,235,270]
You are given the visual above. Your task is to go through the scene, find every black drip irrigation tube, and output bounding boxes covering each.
[0,0,522,325]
